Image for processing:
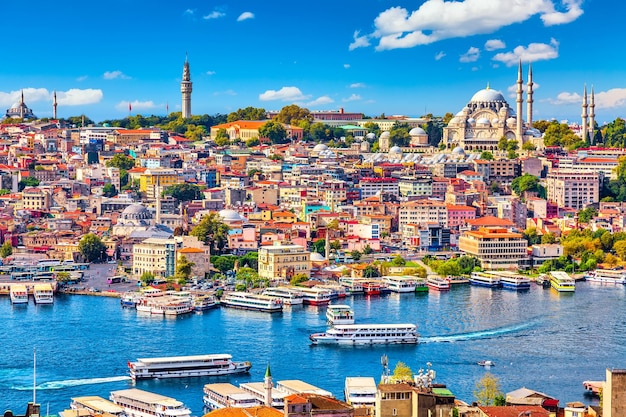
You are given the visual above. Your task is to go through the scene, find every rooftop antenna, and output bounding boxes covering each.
[381,354,389,383]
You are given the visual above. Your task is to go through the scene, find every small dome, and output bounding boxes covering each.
[455,110,466,117]
[313,143,328,152]
[452,146,465,155]
[476,117,490,126]
[389,145,402,155]
[365,132,376,140]
[467,118,476,126]
[219,209,243,221]
[121,204,152,221]
[506,117,517,126]
[491,118,500,124]
[380,131,390,138]
[448,117,461,125]
[409,127,427,136]
[470,88,506,103]
[310,252,326,262]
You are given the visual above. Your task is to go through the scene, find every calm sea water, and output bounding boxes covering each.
[2,282,625,414]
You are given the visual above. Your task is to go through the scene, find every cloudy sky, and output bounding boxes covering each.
[1,0,624,124]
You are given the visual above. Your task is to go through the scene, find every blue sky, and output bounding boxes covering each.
[2,0,625,124]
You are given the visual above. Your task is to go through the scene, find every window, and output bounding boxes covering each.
[392,408,397,416]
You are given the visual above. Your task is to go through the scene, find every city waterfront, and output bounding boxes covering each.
[2,282,624,414]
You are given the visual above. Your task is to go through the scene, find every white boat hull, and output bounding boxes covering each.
[311,337,417,345]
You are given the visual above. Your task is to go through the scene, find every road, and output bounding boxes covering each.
[66,263,139,294]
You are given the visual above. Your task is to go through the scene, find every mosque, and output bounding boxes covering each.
[3,90,37,120]
[441,62,543,152]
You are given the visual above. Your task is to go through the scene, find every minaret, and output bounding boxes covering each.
[20,90,25,119]
[53,91,58,120]
[516,60,524,146]
[264,363,273,406]
[589,86,595,144]
[181,55,192,119]
[526,63,534,129]
[581,85,588,143]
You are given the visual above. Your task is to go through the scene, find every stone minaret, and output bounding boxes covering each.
[181,55,192,119]
[581,85,588,143]
[19,90,25,118]
[516,61,524,146]
[53,91,58,119]
[526,63,534,129]
[589,86,595,144]
[264,364,273,406]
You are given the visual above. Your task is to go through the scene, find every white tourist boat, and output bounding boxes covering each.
[163,300,194,316]
[496,271,531,291]
[339,277,364,294]
[326,304,355,325]
[299,286,332,305]
[221,291,283,313]
[310,323,418,345]
[426,276,450,291]
[10,284,29,304]
[203,383,259,410]
[110,388,191,417]
[262,287,304,305]
[383,276,417,293]
[193,294,219,311]
[33,284,54,304]
[70,396,126,417]
[586,269,626,284]
[315,283,348,298]
[469,271,502,288]
[550,271,576,292]
[128,353,251,380]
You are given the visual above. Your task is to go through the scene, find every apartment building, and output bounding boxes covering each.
[258,243,311,281]
[399,200,448,234]
[132,237,177,278]
[458,227,528,270]
[359,177,399,198]
[545,170,600,210]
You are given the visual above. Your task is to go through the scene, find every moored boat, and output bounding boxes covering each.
[262,287,304,305]
[129,353,251,380]
[493,271,531,291]
[221,291,283,313]
[310,323,418,345]
[299,286,332,305]
[362,281,381,295]
[414,278,429,292]
[203,383,259,410]
[33,284,54,304]
[10,284,29,304]
[339,277,364,294]
[469,271,502,288]
[586,269,626,284]
[193,294,219,311]
[383,276,417,293]
[326,304,355,325]
[427,276,450,291]
[549,271,576,292]
[110,388,191,417]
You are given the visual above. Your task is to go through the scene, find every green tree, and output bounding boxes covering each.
[541,232,557,244]
[190,213,230,254]
[391,255,406,266]
[245,137,260,147]
[184,124,207,141]
[391,362,413,382]
[78,233,107,263]
[140,271,155,285]
[602,117,626,147]
[0,241,12,258]
[259,120,287,144]
[363,121,380,136]
[55,271,72,284]
[497,136,509,151]
[164,183,203,202]
[522,141,537,151]
[532,120,551,133]
[236,266,262,288]
[389,122,411,147]
[214,128,230,146]
[227,107,267,122]
[511,174,541,196]
[363,265,380,278]
[274,104,312,125]
[240,252,259,270]
[313,239,326,255]
[290,273,309,286]
[18,177,40,191]
[543,121,583,148]
[211,256,237,274]
[175,255,195,284]
[350,250,362,261]
[102,183,117,197]
[577,207,598,223]
[613,240,626,260]
[474,373,503,406]
[524,227,541,245]
[363,245,373,255]
[106,154,135,170]
[480,151,494,160]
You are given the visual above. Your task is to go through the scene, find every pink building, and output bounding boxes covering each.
[446,204,476,228]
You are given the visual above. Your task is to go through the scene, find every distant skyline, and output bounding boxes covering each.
[2,0,625,124]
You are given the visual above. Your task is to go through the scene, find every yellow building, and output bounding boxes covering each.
[19,187,50,211]
[133,238,177,278]
[139,169,180,198]
[458,227,528,270]
[258,243,311,281]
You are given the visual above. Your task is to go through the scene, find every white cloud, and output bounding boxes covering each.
[434,51,446,61]
[76,75,88,82]
[459,46,480,63]
[343,64,351,69]
[492,38,559,66]
[259,86,309,102]
[213,90,237,96]
[350,83,366,88]
[485,39,505,51]
[115,100,158,112]
[343,94,362,102]
[352,0,583,51]
[548,88,626,109]
[547,91,581,105]
[349,30,371,51]
[206,71,216,76]
[237,12,254,22]
[183,9,194,15]
[103,70,130,80]
[306,96,334,106]
[203,11,225,20]
[57,89,103,105]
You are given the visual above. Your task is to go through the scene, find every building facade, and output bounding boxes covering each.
[458,227,528,270]
[258,243,311,281]
[545,170,600,210]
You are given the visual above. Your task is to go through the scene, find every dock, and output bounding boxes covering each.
[583,380,604,396]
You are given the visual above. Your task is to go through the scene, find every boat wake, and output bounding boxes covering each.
[420,322,533,343]
[12,375,131,391]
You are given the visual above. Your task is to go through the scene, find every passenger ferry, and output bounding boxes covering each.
[70,396,126,417]
[129,353,251,380]
[33,284,54,304]
[344,377,377,409]
[383,276,417,293]
[163,300,194,316]
[310,323,418,345]
[315,284,348,298]
[549,271,576,292]
[120,292,140,308]
[414,278,429,292]
[10,284,29,304]
[299,287,332,305]
[339,277,364,294]
[362,281,381,295]
[203,383,259,410]
[193,294,219,311]
[469,272,502,288]
[110,388,192,417]
[262,287,304,305]
[492,271,531,290]
[221,292,283,313]
[426,276,450,291]
[326,304,355,325]
[585,269,626,284]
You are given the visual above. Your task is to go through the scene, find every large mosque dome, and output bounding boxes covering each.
[470,88,507,104]
[219,209,244,222]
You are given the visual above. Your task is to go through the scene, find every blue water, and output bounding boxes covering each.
[2,282,625,414]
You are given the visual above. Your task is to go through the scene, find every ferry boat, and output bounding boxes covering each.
[193,294,219,311]
[33,284,54,304]
[299,287,332,305]
[163,300,194,316]
[469,272,502,288]
[326,304,355,325]
[262,287,304,305]
[110,388,191,417]
[493,271,531,291]
[221,292,283,313]
[383,276,417,293]
[315,284,348,298]
[426,276,450,291]
[585,269,626,284]
[339,277,364,294]
[549,271,576,292]
[129,353,251,380]
[309,323,418,345]
[70,396,126,417]
[120,292,140,308]
[362,281,381,295]
[203,383,259,410]
[10,284,29,304]
[414,278,429,292]
[344,377,377,409]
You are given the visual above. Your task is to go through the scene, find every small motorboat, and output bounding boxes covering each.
[478,360,495,367]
